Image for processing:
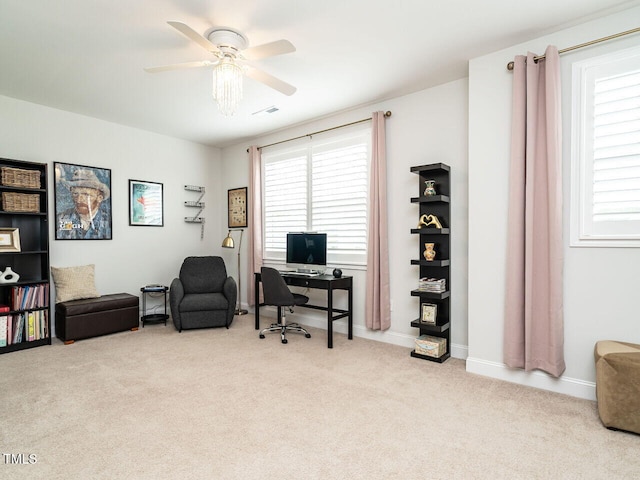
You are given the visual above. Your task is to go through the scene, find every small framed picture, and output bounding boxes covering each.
[227,187,247,228]
[129,179,164,227]
[421,303,437,324]
[0,228,21,252]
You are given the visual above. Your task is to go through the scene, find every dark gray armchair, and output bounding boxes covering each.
[169,256,237,332]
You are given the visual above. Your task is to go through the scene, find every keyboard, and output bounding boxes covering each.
[279,271,320,277]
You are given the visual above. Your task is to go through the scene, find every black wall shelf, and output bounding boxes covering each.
[409,162,451,363]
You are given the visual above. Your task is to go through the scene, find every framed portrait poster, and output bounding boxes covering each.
[0,228,21,252]
[54,162,112,240]
[129,180,164,227]
[228,187,247,228]
[421,303,437,325]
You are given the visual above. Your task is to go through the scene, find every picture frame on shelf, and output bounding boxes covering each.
[129,179,164,227]
[54,162,112,240]
[0,228,20,252]
[227,187,247,228]
[421,303,437,325]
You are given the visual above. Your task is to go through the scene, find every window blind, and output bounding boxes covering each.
[262,128,370,263]
[592,70,640,222]
[263,151,307,252]
[311,139,368,254]
[570,44,640,246]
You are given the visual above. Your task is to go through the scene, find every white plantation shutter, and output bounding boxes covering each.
[262,127,370,264]
[571,45,640,246]
[312,138,368,254]
[592,71,640,222]
[263,149,307,253]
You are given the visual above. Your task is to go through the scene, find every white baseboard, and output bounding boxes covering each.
[466,356,596,401]
[349,325,469,360]
[259,306,469,360]
[250,307,594,399]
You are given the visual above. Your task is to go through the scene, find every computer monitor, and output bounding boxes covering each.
[286,232,327,273]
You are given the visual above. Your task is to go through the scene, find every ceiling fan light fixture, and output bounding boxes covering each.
[148,22,296,114]
[213,58,243,116]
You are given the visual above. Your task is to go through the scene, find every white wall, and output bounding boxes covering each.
[468,6,640,399]
[222,79,469,355]
[0,95,223,333]
[8,4,632,399]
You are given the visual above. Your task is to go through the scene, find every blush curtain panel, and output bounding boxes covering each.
[365,111,391,331]
[247,145,263,307]
[504,46,565,377]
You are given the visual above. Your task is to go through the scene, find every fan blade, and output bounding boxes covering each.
[245,65,296,96]
[144,60,218,73]
[167,21,220,55]
[242,39,296,61]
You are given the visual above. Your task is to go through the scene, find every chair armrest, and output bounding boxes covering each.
[223,276,238,326]
[223,276,237,305]
[169,278,184,331]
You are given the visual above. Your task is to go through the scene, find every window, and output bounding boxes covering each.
[571,45,640,247]
[262,126,370,266]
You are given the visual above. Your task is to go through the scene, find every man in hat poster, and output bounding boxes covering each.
[55,165,112,240]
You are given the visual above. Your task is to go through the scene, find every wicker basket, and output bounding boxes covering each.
[1,192,40,212]
[1,167,41,189]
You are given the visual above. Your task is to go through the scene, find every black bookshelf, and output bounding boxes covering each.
[0,159,50,354]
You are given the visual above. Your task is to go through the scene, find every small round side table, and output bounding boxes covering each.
[140,285,169,327]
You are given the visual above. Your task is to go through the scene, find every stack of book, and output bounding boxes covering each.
[10,284,49,310]
[418,277,446,293]
[0,284,51,347]
[0,310,49,347]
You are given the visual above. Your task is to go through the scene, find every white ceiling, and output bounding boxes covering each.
[1,0,638,148]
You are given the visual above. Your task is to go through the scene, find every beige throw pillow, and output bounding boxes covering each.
[50,264,100,303]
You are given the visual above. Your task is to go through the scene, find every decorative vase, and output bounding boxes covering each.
[423,180,436,197]
[423,243,436,262]
[0,266,20,283]
[333,268,342,278]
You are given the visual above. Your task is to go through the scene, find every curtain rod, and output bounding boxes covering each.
[248,111,392,152]
[506,26,640,71]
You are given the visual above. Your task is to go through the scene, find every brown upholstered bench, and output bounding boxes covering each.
[55,293,139,344]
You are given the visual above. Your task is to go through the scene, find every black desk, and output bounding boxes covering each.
[254,272,353,348]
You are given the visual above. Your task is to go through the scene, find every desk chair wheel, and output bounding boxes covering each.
[282,338,288,344]
[259,334,265,339]
[305,333,311,338]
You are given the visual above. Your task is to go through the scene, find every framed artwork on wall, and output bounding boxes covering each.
[228,187,247,228]
[129,179,164,227]
[54,162,112,240]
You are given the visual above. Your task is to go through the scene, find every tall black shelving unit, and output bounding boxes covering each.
[0,158,50,354]
[410,163,450,362]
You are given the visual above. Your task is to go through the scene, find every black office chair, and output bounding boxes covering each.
[259,266,312,344]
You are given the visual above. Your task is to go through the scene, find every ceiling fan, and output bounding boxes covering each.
[145,21,297,115]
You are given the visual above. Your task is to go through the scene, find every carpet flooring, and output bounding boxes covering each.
[1,315,639,479]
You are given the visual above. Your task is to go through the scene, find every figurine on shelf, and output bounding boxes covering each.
[0,266,20,283]
[423,180,436,197]
[417,214,443,229]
